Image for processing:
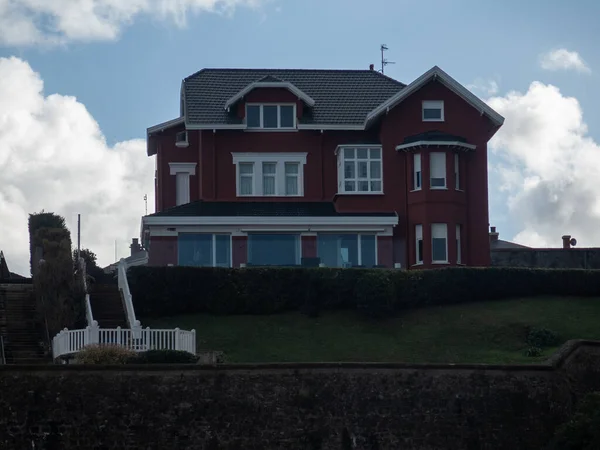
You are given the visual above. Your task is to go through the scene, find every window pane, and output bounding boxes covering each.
[246,105,260,128]
[317,234,358,267]
[432,238,447,261]
[263,105,278,128]
[263,162,276,174]
[360,235,376,267]
[285,175,298,195]
[357,148,368,159]
[280,105,294,128]
[248,234,299,266]
[415,172,422,189]
[370,161,381,178]
[239,163,254,174]
[285,162,299,175]
[344,181,355,192]
[431,178,446,187]
[357,161,368,178]
[343,148,355,159]
[344,161,355,179]
[240,176,253,195]
[370,181,381,192]
[263,176,275,195]
[178,234,213,267]
[423,108,442,120]
[215,235,231,267]
[370,148,381,159]
[358,181,369,191]
[417,239,423,263]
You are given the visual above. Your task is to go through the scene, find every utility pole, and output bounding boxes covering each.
[380,44,395,75]
[144,194,148,216]
[77,214,81,261]
[115,240,117,262]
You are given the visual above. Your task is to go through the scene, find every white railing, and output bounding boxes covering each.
[118,258,141,330]
[52,324,196,359]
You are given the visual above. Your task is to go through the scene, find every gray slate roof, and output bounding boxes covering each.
[149,201,397,218]
[490,239,532,250]
[182,69,405,126]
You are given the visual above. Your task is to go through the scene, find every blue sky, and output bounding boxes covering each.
[1,0,600,273]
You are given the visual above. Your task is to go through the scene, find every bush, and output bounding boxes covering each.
[127,266,600,318]
[548,392,600,449]
[525,346,542,357]
[526,328,561,348]
[130,350,197,364]
[75,344,136,364]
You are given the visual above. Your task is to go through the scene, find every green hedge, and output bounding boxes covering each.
[127,266,600,317]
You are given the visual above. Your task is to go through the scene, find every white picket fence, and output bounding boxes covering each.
[52,257,196,360]
[52,324,196,358]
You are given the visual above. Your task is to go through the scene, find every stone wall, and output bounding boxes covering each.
[1,341,600,450]
[491,248,600,269]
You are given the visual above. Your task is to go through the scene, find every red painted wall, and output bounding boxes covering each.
[301,236,317,258]
[232,236,248,268]
[377,236,394,267]
[148,236,177,266]
[152,80,498,268]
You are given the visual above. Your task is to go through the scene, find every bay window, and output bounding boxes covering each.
[232,152,307,197]
[337,146,383,194]
[248,234,300,266]
[317,234,377,268]
[430,152,446,189]
[178,234,231,267]
[431,223,448,263]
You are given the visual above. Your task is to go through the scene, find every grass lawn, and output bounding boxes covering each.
[142,296,600,364]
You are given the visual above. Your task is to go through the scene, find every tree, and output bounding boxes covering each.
[73,248,98,269]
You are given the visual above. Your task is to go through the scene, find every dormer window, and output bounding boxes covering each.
[175,131,188,147]
[246,104,296,129]
[422,100,444,122]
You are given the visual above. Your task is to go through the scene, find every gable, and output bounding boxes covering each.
[224,79,315,110]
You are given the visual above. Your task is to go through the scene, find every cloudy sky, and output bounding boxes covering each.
[1,0,599,275]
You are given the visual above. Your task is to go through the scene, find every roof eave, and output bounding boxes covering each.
[223,81,316,110]
[143,215,399,227]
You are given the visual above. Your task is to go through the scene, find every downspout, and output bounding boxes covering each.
[404,150,410,270]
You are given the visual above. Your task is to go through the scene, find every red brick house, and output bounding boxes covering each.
[142,65,504,269]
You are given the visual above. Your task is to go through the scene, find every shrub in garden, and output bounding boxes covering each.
[355,270,396,319]
[524,346,543,358]
[526,328,561,348]
[548,391,600,449]
[75,344,136,365]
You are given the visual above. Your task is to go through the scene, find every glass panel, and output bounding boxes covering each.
[280,105,294,128]
[423,108,442,120]
[344,181,355,192]
[357,161,368,178]
[417,239,423,262]
[370,148,381,159]
[370,181,381,192]
[215,235,231,267]
[358,181,369,191]
[239,163,253,174]
[246,105,260,128]
[415,171,422,189]
[263,105,278,128]
[263,162,276,174]
[317,234,359,267]
[285,162,298,174]
[285,176,298,195]
[240,176,253,195]
[370,161,381,178]
[343,148,355,159]
[248,234,299,266]
[357,148,368,159]
[431,177,446,187]
[178,234,213,267]
[263,176,275,195]
[344,161,355,179]
[360,235,376,267]
[432,238,447,261]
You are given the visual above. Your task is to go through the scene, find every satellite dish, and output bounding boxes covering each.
[570,238,577,247]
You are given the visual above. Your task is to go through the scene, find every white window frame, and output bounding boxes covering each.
[169,162,197,206]
[456,224,462,264]
[245,103,297,130]
[175,131,189,148]
[284,162,300,196]
[336,145,383,195]
[454,153,460,190]
[415,225,423,264]
[422,100,444,122]
[316,233,378,267]
[232,152,307,197]
[177,233,232,268]
[431,223,448,264]
[413,153,422,191]
[430,152,447,190]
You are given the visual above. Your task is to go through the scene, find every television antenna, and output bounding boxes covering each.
[380,44,395,74]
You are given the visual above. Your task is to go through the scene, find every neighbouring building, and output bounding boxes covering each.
[142,65,505,269]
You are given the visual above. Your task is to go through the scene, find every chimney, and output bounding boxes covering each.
[369,64,374,71]
[562,235,572,249]
[489,226,499,243]
[130,238,142,256]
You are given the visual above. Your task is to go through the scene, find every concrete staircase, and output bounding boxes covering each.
[89,283,128,328]
[0,283,50,364]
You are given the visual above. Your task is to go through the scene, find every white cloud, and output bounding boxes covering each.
[488,81,600,248]
[0,0,269,46]
[468,78,499,96]
[539,48,591,74]
[0,56,154,276]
